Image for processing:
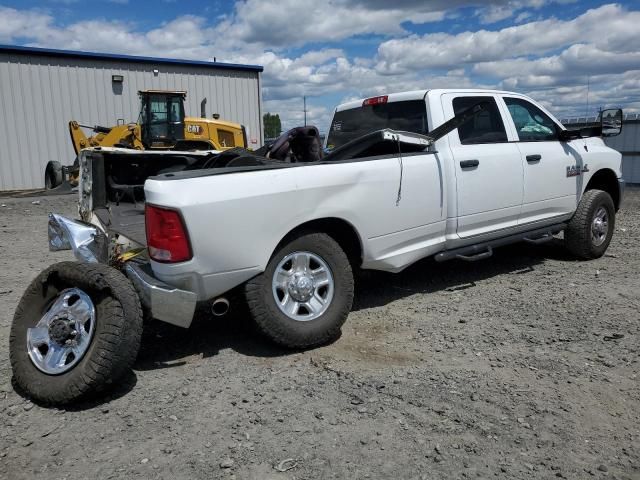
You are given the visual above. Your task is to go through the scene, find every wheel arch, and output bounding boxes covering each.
[275,217,364,268]
[585,168,621,211]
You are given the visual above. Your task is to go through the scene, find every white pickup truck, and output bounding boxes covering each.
[11,88,624,404]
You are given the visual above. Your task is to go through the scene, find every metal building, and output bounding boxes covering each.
[562,114,640,184]
[0,45,263,191]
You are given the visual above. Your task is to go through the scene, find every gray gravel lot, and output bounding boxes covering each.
[0,190,638,480]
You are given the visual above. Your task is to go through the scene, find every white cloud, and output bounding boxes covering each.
[0,1,638,129]
[0,7,52,43]
[376,4,640,73]
[214,0,453,48]
[476,0,575,24]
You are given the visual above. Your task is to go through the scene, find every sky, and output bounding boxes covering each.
[1,0,640,133]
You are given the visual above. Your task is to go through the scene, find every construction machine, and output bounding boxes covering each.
[45,90,248,189]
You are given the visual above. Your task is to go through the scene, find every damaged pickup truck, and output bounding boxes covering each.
[10,89,625,404]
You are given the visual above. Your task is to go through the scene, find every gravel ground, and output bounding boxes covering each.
[0,190,638,480]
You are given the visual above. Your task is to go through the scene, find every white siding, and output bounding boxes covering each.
[0,51,262,190]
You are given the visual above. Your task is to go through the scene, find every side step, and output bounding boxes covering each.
[435,224,565,263]
[523,233,554,245]
[455,246,493,262]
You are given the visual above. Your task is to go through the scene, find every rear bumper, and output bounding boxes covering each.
[124,262,197,328]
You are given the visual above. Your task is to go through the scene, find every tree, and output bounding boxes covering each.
[263,113,282,140]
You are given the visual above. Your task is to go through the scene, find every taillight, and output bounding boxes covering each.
[145,205,192,263]
[363,95,388,106]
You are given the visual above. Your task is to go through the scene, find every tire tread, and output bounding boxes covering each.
[9,262,143,405]
[245,232,354,349]
[565,189,615,259]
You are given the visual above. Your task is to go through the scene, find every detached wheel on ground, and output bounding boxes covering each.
[9,262,143,405]
[245,232,354,349]
[44,161,63,190]
[565,189,615,259]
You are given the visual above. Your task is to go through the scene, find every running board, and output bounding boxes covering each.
[435,224,566,263]
[523,233,554,245]
[455,246,493,262]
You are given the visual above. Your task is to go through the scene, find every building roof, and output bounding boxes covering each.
[0,44,264,73]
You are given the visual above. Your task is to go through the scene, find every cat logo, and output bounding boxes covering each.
[187,124,203,135]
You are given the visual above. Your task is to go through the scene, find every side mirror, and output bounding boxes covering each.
[600,108,622,137]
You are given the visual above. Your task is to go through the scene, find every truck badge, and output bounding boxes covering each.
[566,164,589,177]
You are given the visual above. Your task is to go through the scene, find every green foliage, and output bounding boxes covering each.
[264,113,282,139]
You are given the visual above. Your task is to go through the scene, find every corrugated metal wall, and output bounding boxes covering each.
[604,121,640,184]
[0,51,262,190]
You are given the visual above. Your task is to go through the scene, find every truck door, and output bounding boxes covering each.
[498,95,579,225]
[441,94,523,239]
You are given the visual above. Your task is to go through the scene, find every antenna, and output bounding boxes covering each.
[584,76,590,118]
[303,96,307,127]
[583,76,590,152]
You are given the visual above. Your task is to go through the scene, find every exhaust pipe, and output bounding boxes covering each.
[201,98,207,118]
[211,297,229,316]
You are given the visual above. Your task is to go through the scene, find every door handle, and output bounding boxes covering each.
[526,154,541,162]
[460,159,479,168]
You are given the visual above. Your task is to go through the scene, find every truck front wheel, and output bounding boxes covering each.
[245,233,354,349]
[9,262,143,405]
[565,189,615,259]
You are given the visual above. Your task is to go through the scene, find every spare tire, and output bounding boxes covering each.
[44,161,63,189]
[9,262,143,405]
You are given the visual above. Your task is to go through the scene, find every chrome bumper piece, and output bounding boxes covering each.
[124,262,197,328]
[48,213,108,263]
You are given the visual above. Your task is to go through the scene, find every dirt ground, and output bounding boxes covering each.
[0,190,638,480]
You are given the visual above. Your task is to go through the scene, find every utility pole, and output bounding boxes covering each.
[303,96,307,126]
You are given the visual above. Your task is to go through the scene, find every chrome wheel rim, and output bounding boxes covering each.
[272,251,334,322]
[27,288,96,375]
[591,206,609,247]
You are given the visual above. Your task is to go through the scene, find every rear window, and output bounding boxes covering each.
[326,100,428,151]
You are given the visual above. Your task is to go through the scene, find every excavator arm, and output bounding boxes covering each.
[68,121,143,155]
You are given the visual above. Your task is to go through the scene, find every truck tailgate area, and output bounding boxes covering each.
[95,204,146,246]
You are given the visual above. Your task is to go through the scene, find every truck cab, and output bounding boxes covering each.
[327,89,624,256]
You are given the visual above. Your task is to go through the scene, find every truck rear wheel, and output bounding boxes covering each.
[44,161,63,189]
[245,233,354,349]
[565,189,615,259]
[9,262,143,405]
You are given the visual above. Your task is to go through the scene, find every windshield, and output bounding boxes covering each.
[326,100,428,151]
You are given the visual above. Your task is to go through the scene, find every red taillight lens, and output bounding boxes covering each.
[363,95,388,106]
[145,205,192,263]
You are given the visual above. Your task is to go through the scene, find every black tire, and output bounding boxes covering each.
[245,232,354,349]
[9,262,143,405]
[44,161,63,190]
[565,189,615,259]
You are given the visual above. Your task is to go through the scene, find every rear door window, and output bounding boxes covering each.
[452,96,508,145]
[327,100,428,151]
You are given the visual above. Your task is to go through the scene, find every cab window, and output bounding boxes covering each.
[452,97,507,144]
[326,100,428,151]
[504,97,558,141]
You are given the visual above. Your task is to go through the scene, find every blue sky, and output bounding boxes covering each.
[1,0,639,132]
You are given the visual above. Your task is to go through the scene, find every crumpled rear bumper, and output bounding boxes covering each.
[124,262,197,328]
[48,213,197,328]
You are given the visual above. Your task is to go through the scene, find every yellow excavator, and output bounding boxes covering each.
[45,90,247,189]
